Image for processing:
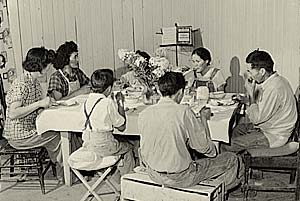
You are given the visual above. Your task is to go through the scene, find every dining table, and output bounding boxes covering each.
[36,92,236,186]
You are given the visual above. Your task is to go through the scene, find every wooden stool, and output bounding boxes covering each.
[69,155,122,201]
[121,172,225,201]
[0,143,56,194]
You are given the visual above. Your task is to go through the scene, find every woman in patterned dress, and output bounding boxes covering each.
[4,47,62,170]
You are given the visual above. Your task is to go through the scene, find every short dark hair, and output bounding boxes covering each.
[135,50,151,62]
[158,72,186,97]
[22,47,55,72]
[192,47,212,65]
[53,41,78,70]
[246,49,274,73]
[91,69,114,93]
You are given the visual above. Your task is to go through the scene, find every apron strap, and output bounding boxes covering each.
[83,97,103,130]
[210,68,220,80]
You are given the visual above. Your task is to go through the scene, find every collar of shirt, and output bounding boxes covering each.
[157,96,177,105]
[62,68,78,82]
[88,93,107,100]
[259,72,278,90]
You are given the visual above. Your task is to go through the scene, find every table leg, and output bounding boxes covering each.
[61,131,72,186]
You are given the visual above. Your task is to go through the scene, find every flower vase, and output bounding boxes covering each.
[142,86,160,105]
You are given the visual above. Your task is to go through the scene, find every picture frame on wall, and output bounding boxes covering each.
[2,72,7,79]
[0,0,7,7]
[176,26,192,46]
[0,51,6,69]
[1,51,7,61]
[0,10,3,28]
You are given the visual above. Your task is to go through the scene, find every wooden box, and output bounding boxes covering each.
[121,172,224,201]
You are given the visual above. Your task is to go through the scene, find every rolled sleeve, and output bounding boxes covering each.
[108,99,125,128]
[246,89,280,125]
[184,108,216,156]
[214,71,225,86]
[48,73,64,95]
[76,68,90,86]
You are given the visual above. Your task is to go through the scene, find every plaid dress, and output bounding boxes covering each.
[48,68,89,98]
[4,75,42,140]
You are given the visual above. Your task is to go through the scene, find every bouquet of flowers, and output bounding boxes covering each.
[118,49,169,92]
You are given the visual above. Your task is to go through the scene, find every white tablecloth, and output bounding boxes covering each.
[36,94,235,142]
[36,93,235,186]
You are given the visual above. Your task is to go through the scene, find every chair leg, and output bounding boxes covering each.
[9,154,14,177]
[105,178,120,196]
[81,167,115,201]
[290,170,296,184]
[72,168,105,201]
[243,155,250,201]
[38,156,45,194]
[51,162,57,177]
[0,155,2,179]
[296,166,300,201]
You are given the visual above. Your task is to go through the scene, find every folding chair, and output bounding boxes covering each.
[69,154,122,201]
[242,96,300,201]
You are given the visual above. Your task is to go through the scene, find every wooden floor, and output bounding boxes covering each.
[0,139,297,201]
[0,171,297,201]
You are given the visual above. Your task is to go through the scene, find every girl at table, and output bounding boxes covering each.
[3,47,62,175]
[191,47,226,92]
[68,68,135,178]
[48,41,90,101]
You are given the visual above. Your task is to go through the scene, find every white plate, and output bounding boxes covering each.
[56,100,79,107]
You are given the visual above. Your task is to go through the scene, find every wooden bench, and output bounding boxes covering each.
[121,172,225,201]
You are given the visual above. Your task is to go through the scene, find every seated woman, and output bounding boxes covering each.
[120,50,151,90]
[48,41,90,100]
[191,47,225,92]
[3,47,62,173]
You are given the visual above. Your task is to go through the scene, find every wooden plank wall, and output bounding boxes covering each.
[7,0,300,89]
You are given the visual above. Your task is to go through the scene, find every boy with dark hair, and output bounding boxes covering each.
[69,69,135,177]
[138,71,243,191]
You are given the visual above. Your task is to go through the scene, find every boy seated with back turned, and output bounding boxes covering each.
[69,68,135,180]
[138,71,243,192]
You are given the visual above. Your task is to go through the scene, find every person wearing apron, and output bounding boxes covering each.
[68,69,135,177]
[48,41,90,101]
[58,69,80,95]
[191,47,225,92]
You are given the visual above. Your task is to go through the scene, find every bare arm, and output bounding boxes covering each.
[50,85,91,101]
[200,107,212,140]
[9,97,52,120]
[185,109,217,157]
[114,92,126,132]
[62,85,91,100]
